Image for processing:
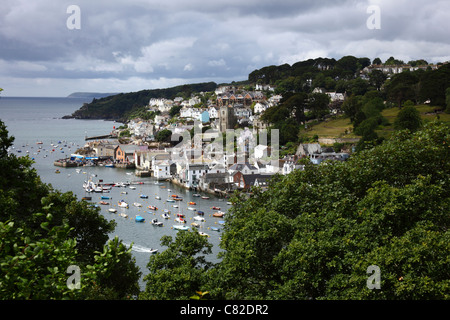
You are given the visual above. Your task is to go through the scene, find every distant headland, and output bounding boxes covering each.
[66,92,120,99]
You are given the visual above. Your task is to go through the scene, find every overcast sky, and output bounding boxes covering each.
[1,0,449,97]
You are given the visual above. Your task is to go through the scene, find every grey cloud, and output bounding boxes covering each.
[0,0,449,96]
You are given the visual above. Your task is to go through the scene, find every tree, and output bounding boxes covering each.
[155,129,173,143]
[141,231,213,300]
[446,87,450,114]
[0,120,140,299]
[372,57,382,65]
[394,105,422,132]
[369,70,387,91]
[308,93,330,120]
[208,121,449,300]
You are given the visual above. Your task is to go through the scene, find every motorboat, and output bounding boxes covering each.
[140,194,148,199]
[194,216,205,222]
[188,201,196,205]
[187,207,196,211]
[198,232,209,237]
[99,200,109,205]
[119,213,128,218]
[151,218,163,226]
[108,208,117,213]
[211,206,220,210]
[133,202,142,207]
[155,196,161,200]
[197,210,205,216]
[162,213,170,219]
[148,205,158,210]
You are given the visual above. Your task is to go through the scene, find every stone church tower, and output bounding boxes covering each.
[219,105,236,132]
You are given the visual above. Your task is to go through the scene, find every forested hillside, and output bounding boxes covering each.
[65,82,217,121]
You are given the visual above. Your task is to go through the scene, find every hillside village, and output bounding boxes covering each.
[73,82,351,195]
[70,58,448,195]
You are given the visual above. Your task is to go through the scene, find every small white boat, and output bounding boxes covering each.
[155,196,161,200]
[129,186,136,190]
[162,213,170,219]
[108,208,117,213]
[198,232,209,237]
[173,225,189,231]
[149,248,158,254]
[151,219,163,226]
[119,213,128,218]
[187,207,196,211]
[118,201,129,208]
[194,216,205,222]
[175,217,186,224]
[133,202,142,207]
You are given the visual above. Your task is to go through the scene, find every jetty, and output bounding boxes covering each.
[85,134,116,141]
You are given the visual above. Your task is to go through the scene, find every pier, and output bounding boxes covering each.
[85,134,116,141]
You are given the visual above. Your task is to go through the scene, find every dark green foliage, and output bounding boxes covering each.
[209,121,449,300]
[140,232,213,300]
[68,82,217,121]
[394,105,422,132]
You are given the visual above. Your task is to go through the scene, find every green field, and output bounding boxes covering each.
[302,105,449,140]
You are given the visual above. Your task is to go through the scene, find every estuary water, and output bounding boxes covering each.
[0,97,227,288]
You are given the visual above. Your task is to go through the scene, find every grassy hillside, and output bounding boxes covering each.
[301,105,449,140]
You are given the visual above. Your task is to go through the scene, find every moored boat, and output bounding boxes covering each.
[175,217,186,224]
[151,218,163,226]
[173,225,189,231]
[213,211,225,217]
[135,215,145,222]
[118,201,129,208]
[148,205,158,210]
[108,208,117,213]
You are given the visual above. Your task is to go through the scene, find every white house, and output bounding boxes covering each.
[208,106,219,119]
[153,160,172,180]
[253,102,269,114]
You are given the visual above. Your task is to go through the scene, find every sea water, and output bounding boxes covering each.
[0,97,226,289]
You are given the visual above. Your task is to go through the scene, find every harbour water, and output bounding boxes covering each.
[0,97,227,288]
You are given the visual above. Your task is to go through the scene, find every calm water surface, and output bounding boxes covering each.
[0,97,227,288]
